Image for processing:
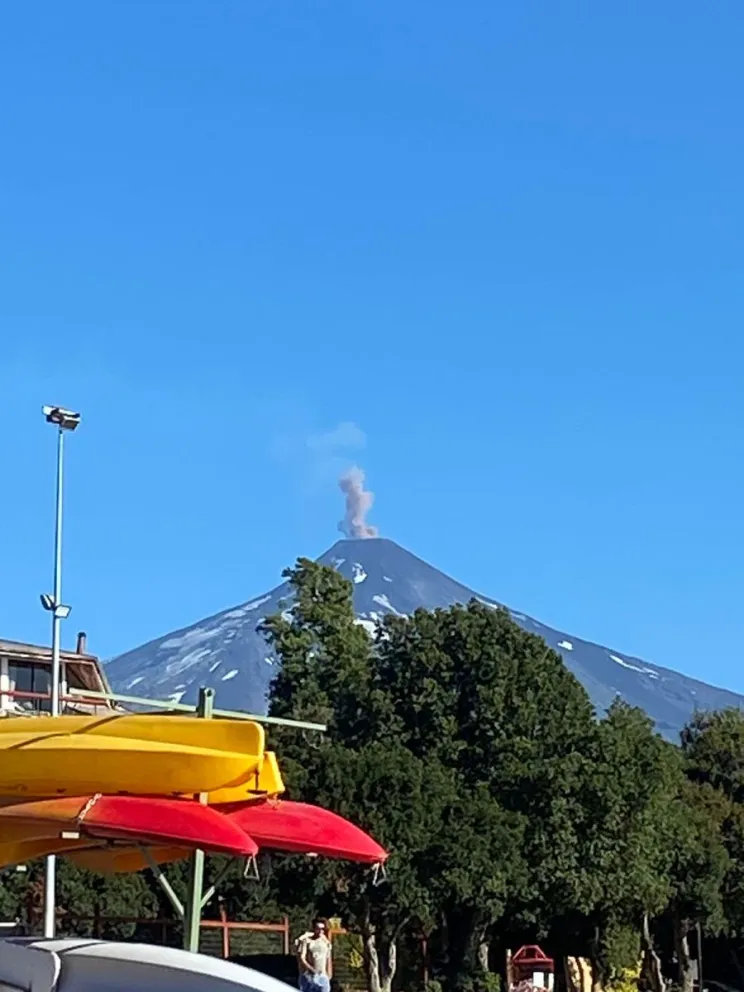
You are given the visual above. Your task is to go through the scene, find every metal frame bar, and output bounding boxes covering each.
[0,657,8,711]
[183,687,214,952]
[140,847,185,919]
[65,687,327,731]
[44,424,66,939]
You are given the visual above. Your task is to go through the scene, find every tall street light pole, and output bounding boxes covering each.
[40,405,80,939]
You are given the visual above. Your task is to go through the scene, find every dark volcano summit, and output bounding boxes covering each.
[106,537,744,739]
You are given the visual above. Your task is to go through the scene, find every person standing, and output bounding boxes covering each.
[295,918,332,992]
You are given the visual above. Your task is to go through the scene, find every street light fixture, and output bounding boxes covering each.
[39,595,71,619]
[42,405,81,431]
[40,404,80,940]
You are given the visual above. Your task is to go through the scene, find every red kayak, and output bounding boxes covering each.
[218,799,388,864]
[0,795,257,858]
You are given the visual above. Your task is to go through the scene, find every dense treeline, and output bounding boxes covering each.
[259,560,744,992]
[2,558,744,992]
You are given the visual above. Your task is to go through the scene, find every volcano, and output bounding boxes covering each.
[106,537,744,740]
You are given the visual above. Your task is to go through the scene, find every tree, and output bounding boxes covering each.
[275,742,516,992]
[262,560,515,992]
[374,602,598,958]
[264,557,380,744]
[261,562,603,991]
[678,710,744,986]
[0,858,159,940]
[682,709,744,804]
[658,778,727,992]
[569,701,685,989]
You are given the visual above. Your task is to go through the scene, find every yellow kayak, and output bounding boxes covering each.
[0,714,265,756]
[0,732,263,797]
[199,750,285,804]
[0,747,283,809]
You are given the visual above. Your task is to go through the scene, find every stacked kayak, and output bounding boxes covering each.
[0,714,267,796]
[225,799,387,863]
[66,799,388,873]
[0,714,387,871]
[0,795,259,869]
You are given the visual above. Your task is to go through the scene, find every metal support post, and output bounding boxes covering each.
[184,687,214,952]
[43,427,65,939]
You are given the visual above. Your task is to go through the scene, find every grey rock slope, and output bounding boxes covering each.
[106,537,744,739]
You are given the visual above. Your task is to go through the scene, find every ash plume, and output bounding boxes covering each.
[338,466,378,539]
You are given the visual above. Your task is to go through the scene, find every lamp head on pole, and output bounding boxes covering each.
[42,405,81,431]
[40,595,71,619]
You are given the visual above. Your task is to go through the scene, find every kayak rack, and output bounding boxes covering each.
[55,684,326,953]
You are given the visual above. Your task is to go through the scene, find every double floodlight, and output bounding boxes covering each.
[42,405,81,431]
[40,595,71,619]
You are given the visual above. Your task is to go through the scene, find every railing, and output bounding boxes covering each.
[0,687,118,715]
[24,907,292,959]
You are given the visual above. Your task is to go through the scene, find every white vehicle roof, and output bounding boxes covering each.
[0,938,297,992]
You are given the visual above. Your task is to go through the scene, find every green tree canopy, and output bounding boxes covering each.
[261,559,606,990]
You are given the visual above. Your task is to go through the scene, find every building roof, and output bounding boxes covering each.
[0,638,98,664]
[512,946,554,970]
[0,638,113,695]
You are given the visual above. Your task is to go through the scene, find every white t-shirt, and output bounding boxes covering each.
[296,933,331,976]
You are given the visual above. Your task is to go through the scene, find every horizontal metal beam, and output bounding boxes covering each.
[68,688,327,732]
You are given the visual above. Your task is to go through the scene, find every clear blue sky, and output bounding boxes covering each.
[1,2,742,692]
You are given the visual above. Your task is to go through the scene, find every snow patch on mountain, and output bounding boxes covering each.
[610,654,645,674]
[106,537,744,741]
[372,594,405,616]
[222,596,271,620]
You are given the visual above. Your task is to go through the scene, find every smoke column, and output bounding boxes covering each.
[338,466,378,539]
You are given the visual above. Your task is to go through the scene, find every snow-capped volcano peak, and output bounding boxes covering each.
[106,537,744,740]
